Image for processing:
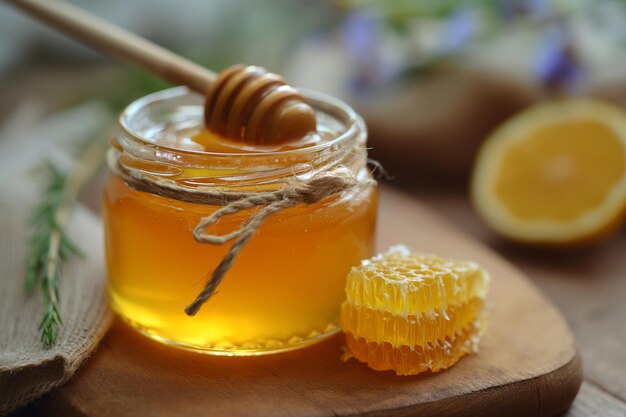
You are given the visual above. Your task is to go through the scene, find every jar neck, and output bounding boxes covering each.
[112,88,368,189]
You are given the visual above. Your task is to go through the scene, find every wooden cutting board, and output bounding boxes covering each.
[42,187,582,417]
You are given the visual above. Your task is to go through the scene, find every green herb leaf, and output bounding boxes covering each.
[26,163,84,347]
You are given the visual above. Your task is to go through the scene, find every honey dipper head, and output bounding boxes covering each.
[204,65,317,145]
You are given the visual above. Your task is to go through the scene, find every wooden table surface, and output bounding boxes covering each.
[2,66,626,416]
[412,184,626,417]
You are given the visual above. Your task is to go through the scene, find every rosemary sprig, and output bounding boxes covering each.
[26,130,111,347]
[27,164,83,346]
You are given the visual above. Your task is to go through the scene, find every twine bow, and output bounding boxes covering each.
[185,167,359,315]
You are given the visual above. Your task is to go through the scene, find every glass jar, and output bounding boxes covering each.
[103,87,377,355]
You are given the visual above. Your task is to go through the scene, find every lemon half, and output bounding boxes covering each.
[472,99,626,245]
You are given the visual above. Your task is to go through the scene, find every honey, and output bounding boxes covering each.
[340,246,489,375]
[104,87,377,355]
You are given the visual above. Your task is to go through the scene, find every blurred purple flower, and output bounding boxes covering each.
[441,9,477,52]
[500,0,549,21]
[341,9,401,94]
[342,10,379,66]
[533,24,584,89]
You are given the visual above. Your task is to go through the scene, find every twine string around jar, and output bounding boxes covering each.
[109,150,373,316]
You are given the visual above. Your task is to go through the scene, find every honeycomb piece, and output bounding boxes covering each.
[343,316,486,376]
[345,246,489,316]
[341,297,484,348]
[340,246,490,376]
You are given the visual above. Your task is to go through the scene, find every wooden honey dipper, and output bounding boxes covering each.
[8,0,317,145]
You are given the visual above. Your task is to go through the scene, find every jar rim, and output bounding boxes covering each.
[118,86,364,159]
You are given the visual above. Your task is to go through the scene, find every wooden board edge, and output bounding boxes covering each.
[358,351,583,417]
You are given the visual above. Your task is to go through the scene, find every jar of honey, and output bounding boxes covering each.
[104,87,377,355]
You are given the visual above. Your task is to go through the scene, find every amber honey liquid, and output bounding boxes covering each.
[104,129,377,354]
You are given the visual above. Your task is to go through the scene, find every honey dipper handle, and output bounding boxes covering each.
[7,0,216,93]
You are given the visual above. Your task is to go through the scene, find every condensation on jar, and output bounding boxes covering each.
[103,87,378,355]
